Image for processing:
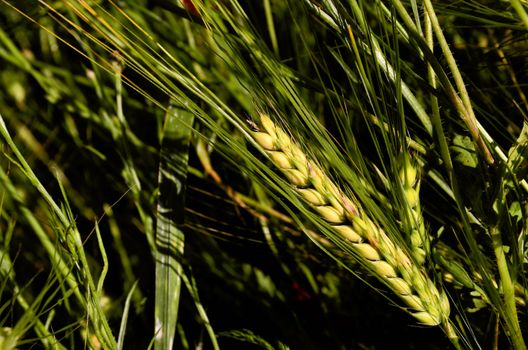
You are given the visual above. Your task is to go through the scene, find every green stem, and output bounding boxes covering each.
[510,0,528,29]
[424,11,453,175]
[182,273,220,350]
[389,0,493,164]
[316,1,434,134]
[422,0,493,164]
[263,0,279,55]
[490,226,526,350]
[444,321,462,350]
[0,115,117,349]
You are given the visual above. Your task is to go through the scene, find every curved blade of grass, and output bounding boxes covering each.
[0,245,66,350]
[509,0,528,29]
[117,281,139,350]
[181,272,220,350]
[154,104,193,350]
[305,0,433,136]
[218,328,288,350]
[0,114,117,348]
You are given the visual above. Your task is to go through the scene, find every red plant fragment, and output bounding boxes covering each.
[182,0,199,16]
[292,281,312,302]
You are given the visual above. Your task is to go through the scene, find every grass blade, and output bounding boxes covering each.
[117,281,139,350]
[154,104,194,350]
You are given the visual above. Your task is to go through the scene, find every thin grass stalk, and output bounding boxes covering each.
[251,113,452,330]
[509,0,528,30]
[379,1,522,179]
[305,0,433,135]
[0,248,67,350]
[387,0,493,165]
[424,11,453,175]
[422,0,493,165]
[263,0,279,55]
[422,6,526,346]
[182,273,220,350]
[117,282,138,350]
[0,115,117,349]
[491,223,526,349]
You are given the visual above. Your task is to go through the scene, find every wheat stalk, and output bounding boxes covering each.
[250,113,451,327]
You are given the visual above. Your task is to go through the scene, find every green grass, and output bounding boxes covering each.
[1,1,528,349]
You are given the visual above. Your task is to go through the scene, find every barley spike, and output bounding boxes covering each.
[251,113,450,326]
[398,154,429,264]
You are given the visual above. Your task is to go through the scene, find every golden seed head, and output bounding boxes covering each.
[341,195,359,219]
[401,294,425,311]
[324,184,347,213]
[412,311,440,326]
[351,217,369,236]
[298,188,327,206]
[443,272,455,283]
[370,260,397,278]
[314,206,345,224]
[290,144,308,166]
[394,248,412,269]
[332,225,362,242]
[354,243,381,261]
[283,169,310,187]
[251,114,449,327]
[440,291,451,316]
[410,230,423,247]
[259,114,276,136]
[376,234,398,264]
[399,266,412,284]
[413,248,426,265]
[324,182,341,200]
[388,277,412,295]
[366,220,381,238]
[399,156,418,187]
[404,186,420,208]
[307,162,325,189]
[268,151,293,169]
[275,128,292,150]
[253,132,277,150]
[412,273,429,297]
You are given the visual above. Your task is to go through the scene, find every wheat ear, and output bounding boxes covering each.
[398,155,429,264]
[251,113,450,326]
